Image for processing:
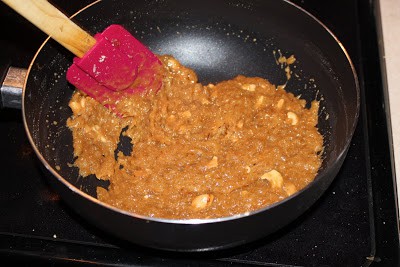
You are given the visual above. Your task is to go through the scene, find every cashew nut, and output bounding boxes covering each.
[287,112,299,125]
[261,170,283,189]
[206,156,218,168]
[283,182,297,196]
[277,98,285,109]
[241,84,256,91]
[191,194,214,210]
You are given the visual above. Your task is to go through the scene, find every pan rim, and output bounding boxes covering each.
[22,0,360,225]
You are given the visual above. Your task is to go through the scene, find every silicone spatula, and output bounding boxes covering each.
[2,0,163,113]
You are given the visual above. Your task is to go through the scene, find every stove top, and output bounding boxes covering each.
[0,0,399,266]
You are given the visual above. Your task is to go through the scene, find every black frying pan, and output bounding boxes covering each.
[18,0,359,251]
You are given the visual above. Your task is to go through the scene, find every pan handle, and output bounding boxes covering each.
[0,62,26,109]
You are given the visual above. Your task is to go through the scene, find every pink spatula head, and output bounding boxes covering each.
[1,0,162,115]
[66,25,163,113]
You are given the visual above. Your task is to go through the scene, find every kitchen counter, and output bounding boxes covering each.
[379,0,400,209]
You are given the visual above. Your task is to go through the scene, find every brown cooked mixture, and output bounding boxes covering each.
[67,55,323,219]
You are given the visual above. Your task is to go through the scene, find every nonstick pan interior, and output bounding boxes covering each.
[23,0,359,250]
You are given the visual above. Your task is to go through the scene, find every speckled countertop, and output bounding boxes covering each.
[379,0,400,206]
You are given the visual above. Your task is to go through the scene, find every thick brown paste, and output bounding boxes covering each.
[67,55,323,219]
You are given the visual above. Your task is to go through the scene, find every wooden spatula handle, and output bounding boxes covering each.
[2,0,96,58]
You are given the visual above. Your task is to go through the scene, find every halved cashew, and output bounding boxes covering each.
[245,165,251,173]
[285,66,292,80]
[69,97,87,114]
[283,182,297,196]
[276,98,285,109]
[206,156,218,168]
[254,96,264,109]
[241,84,256,91]
[261,170,283,189]
[287,55,296,65]
[287,112,299,125]
[91,125,107,142]
[191,194,214,210]
[80,97,86,108]
[69,101,81,113]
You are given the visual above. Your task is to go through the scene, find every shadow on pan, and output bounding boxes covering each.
[22,0,359,251]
